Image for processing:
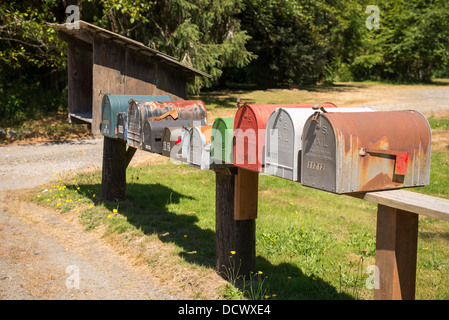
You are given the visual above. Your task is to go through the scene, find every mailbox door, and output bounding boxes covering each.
[211,118,234,166]
[265,107,374,181]
[116,112,127,141]
[181,126,193,161]
[162,126,184,159]
[233,103,337,172]
[101,94,171,138]
[189,126,212,168]
[301,110,431,193]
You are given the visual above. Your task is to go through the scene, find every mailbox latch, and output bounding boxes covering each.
[361,148,409,175]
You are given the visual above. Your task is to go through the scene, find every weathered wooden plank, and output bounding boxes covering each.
[234,168,259,220]
[374,205,418,300]
[352,189,449,222]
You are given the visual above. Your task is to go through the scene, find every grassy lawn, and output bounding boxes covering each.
[31,83,449,300]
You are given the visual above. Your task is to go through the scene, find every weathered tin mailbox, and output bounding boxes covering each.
[265,107,374,181]
[301,110,431,193]
[211,118,235,167]
[233,103,337,172]
[127,100,207,149]
[101,94,171,138]
[189,125,213,170]
[162,126,184,160]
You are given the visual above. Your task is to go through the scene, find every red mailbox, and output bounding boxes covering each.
[233,102,337,172]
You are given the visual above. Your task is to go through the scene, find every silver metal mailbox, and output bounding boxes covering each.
[301,110,431,193]
[265,107,374,181]
[188,125,212,170]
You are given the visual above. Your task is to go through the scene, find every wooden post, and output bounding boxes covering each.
[101,136,127,201]
[215,168,256,279]
[374,204,419,300]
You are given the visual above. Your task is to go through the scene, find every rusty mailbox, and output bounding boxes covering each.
[101,94,171,139]
[162,126,185,160]
[127,100,207,149]
[265,107,374,181]
[233,103,337,172]
[301,110,431,194]
[188,125,213,170]
[211,117,235,167]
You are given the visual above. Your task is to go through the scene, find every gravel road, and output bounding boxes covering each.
[0,137,179,300]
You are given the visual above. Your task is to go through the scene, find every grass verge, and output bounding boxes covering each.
[31,145,449,299]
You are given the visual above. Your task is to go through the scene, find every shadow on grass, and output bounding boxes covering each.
[70,181,354,300]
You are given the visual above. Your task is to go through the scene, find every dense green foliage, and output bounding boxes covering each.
[1,0,449,126]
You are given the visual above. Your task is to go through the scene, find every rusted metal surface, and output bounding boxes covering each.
[233,103,338,172]
[127,99,207,149]
[301,110,431,193]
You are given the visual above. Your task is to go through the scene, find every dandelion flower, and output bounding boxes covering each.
[264,295,270,299]
[89,205,93,208]
[37,195,41,198]
[93,194,96,198]
[113,209,118,213]
[295,210,298,214]
[107,214,111,219]
[57,203,61,206]
[272,294,277,297]
[258,271,263,275]
[230,251,236,255]
[290,202,293,205]
[184,235,187,238]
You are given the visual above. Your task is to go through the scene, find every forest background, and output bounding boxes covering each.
[1,0,449,127]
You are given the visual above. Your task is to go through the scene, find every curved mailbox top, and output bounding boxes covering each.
[233,102,338,172]
[301,110,431,194]
[101,94,171,138]
[265,106,374,181]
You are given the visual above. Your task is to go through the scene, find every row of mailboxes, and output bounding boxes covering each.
[101,94,172,139]
[101,95,432,194]
[127,100,208,149]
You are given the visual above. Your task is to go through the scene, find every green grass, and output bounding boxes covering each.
[32,145,449,300]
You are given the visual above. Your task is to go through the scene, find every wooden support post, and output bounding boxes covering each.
[101,136,127,201]
[234,168,259,220]
[215,168,256,279]
[374,204,419,300]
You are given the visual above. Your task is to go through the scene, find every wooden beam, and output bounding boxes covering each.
[215,168,256,279]
[351,189,449,222]
[374,205,419,300]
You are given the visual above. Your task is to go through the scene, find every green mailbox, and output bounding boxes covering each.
[100,94,171,139]
[211,117,235,167]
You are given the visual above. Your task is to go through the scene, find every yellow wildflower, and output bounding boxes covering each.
[230,251,236,255]
[113,209,118,213]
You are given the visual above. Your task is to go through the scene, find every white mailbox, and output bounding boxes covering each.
[188,125,213,170]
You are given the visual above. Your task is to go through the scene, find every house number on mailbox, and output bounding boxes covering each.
[307,161,325,171]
